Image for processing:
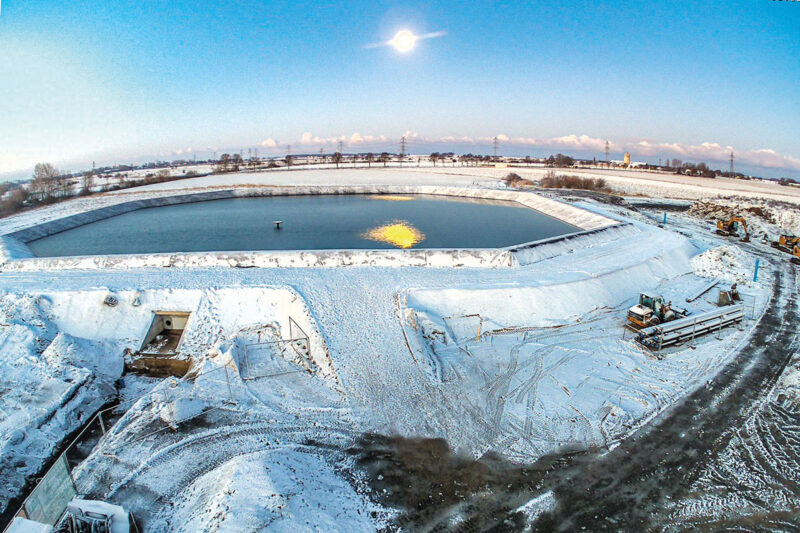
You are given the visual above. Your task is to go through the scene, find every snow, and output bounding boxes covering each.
[0,294,121,512]
[515,491,556,529]
[0,167,795,530]
[690,245,763,287]
[164,449,378,532]
[5,517,53,533]
[67,499,129,533]
[159,398,207,428]
[104,166,800,205]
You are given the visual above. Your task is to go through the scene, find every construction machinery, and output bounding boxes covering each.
[771,234,800,254]
[715,216,750,242]
[627,293,688,329]
[793,244,800,265]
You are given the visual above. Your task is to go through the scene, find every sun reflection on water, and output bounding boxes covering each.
[362,221,425,249]
[368,195,416,201]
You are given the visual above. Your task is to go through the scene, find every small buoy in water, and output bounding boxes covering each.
[274,221,282,229]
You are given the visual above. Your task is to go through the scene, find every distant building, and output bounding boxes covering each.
[623,152,631,167]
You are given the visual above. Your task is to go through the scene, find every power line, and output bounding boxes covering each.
[730,151,735,178]
[604,141,610,166]
[337,140,344,154]
[400,136,407,167]
[493,136,498,159]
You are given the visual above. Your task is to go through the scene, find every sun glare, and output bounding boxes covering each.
[363,221,425,248]
[390,30,416,52]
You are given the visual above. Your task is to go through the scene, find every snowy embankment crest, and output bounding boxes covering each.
[407,229,694,328]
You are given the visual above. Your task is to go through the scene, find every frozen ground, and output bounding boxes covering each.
[0,168,798,531]
[0,294,121,511]
[104,165,800,204]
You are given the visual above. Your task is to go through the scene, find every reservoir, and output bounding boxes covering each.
[27,194,579,257]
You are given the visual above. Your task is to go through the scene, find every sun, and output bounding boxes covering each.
[390,30,416,52]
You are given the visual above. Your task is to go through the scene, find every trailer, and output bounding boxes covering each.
[636,304,744,351]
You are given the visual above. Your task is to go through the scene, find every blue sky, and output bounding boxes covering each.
[1,0,798,178]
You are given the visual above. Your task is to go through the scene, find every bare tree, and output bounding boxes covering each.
[31,163,61,202]
[81,170,95,195]
[0,186,29,217]
[430,152,440,167]
[333,152,342,169]
[379,152,390,167]
[215,154,231,173]
[366,153,374,168]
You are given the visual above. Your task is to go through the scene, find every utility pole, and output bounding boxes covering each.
[337,140,344,154]
[493,137,498,160]
[400,136,407,167]
[730,151,735,178]
[604,141,610,166]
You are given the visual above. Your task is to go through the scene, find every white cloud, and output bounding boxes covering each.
[260,138,278,148]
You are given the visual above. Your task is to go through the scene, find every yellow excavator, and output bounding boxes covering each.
[772,234,800,254]
[716,216,750,242]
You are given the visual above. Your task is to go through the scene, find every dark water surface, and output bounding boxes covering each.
[27,194,579,257]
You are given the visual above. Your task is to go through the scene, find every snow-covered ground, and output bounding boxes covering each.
[105,165,800,204]
[0,294,120,510]
[0,167,798,531]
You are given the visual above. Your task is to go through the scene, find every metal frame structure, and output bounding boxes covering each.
[240,317,310,380]
[636,304,745,353]
[3,404,141,533]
